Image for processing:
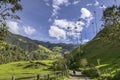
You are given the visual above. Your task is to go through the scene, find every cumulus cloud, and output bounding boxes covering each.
[7,21,20,34]
[23,26,36,35]
[49,8,93,43]
[86,3,92,6]
[49,19,85,41]
[73,0,81,5]
[80,8,93,27]
[54,19,74,29]
[86,1,106,9]
[7,21,36,35]
[94,0,99,6]
[43,0,50,6]
[54,19,85,32]
[49,26,66,40]
[52,0,70,16]
[80,8,92,19]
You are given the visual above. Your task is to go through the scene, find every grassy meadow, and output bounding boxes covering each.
[0,60,55,80]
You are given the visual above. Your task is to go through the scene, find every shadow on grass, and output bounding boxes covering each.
[23,62,49,69]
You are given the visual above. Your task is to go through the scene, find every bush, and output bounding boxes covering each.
[112,71,120,80]
[97,76,112,80]
[69,62,80,69]
[82,68,99,78]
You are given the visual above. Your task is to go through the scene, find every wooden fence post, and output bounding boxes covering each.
[47,74,50,80]
[12,75,15,80]
[36,74,40,80]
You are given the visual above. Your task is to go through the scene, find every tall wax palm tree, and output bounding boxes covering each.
[94,11,98,34]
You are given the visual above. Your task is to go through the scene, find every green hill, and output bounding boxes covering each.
[34,40,76,52]
[30,45,56,60]
[69,5,120,71]
[70,22,120,70]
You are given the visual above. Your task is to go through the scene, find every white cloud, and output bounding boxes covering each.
[46,3,50,6]
[49,26,66,40]
[54,19,84,32]
[86,3,92,6]
[7,21,20,34]
[94,0,99,6]
[75,21,84,32]
[53,0,69,6]
[23,26,36,35]
[7,21,36,35]
[86,1,106,10]
[54,19,73,29]
[80,8,93,27]
[82,39,89,44]
[73,0,81,5]
[49,19,85,41]
[52,0,70,16]
[52,5,60,16]
[80,8,92,19]
[49,8,93,42]
[43,0,50,6]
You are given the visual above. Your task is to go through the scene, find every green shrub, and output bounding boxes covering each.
[97,76,112,80]
[69,62,80,69]
[82,68,99,78]
[112,71,120,80]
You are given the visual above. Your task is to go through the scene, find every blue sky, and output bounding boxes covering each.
[8,0,120,44]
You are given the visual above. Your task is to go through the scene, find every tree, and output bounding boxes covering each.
[80,58,88,67]
[103,5,120,26]
[0,0,22,41]
[52,46,62,54]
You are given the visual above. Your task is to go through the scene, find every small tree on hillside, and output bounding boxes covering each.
[52,46,62,54]
[80,58,88,67]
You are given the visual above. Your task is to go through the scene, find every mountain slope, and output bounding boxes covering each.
[5,32,76,53]
[5,32,38,52]
[0,41,29,64]
[34,40,76,53]
[70,23,120,68]
[0,32,57,63]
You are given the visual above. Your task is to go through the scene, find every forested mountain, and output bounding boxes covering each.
[0,31,76,64]
[5,32,38,52]
[5,32,76,53]
[34,40,76,52]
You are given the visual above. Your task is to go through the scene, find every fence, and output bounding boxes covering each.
[11,71,69,80]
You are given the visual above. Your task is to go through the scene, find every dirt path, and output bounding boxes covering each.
[65,71,90,80]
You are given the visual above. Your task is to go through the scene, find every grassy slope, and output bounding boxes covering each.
[71,23,120,70]
[0,60,55,80]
